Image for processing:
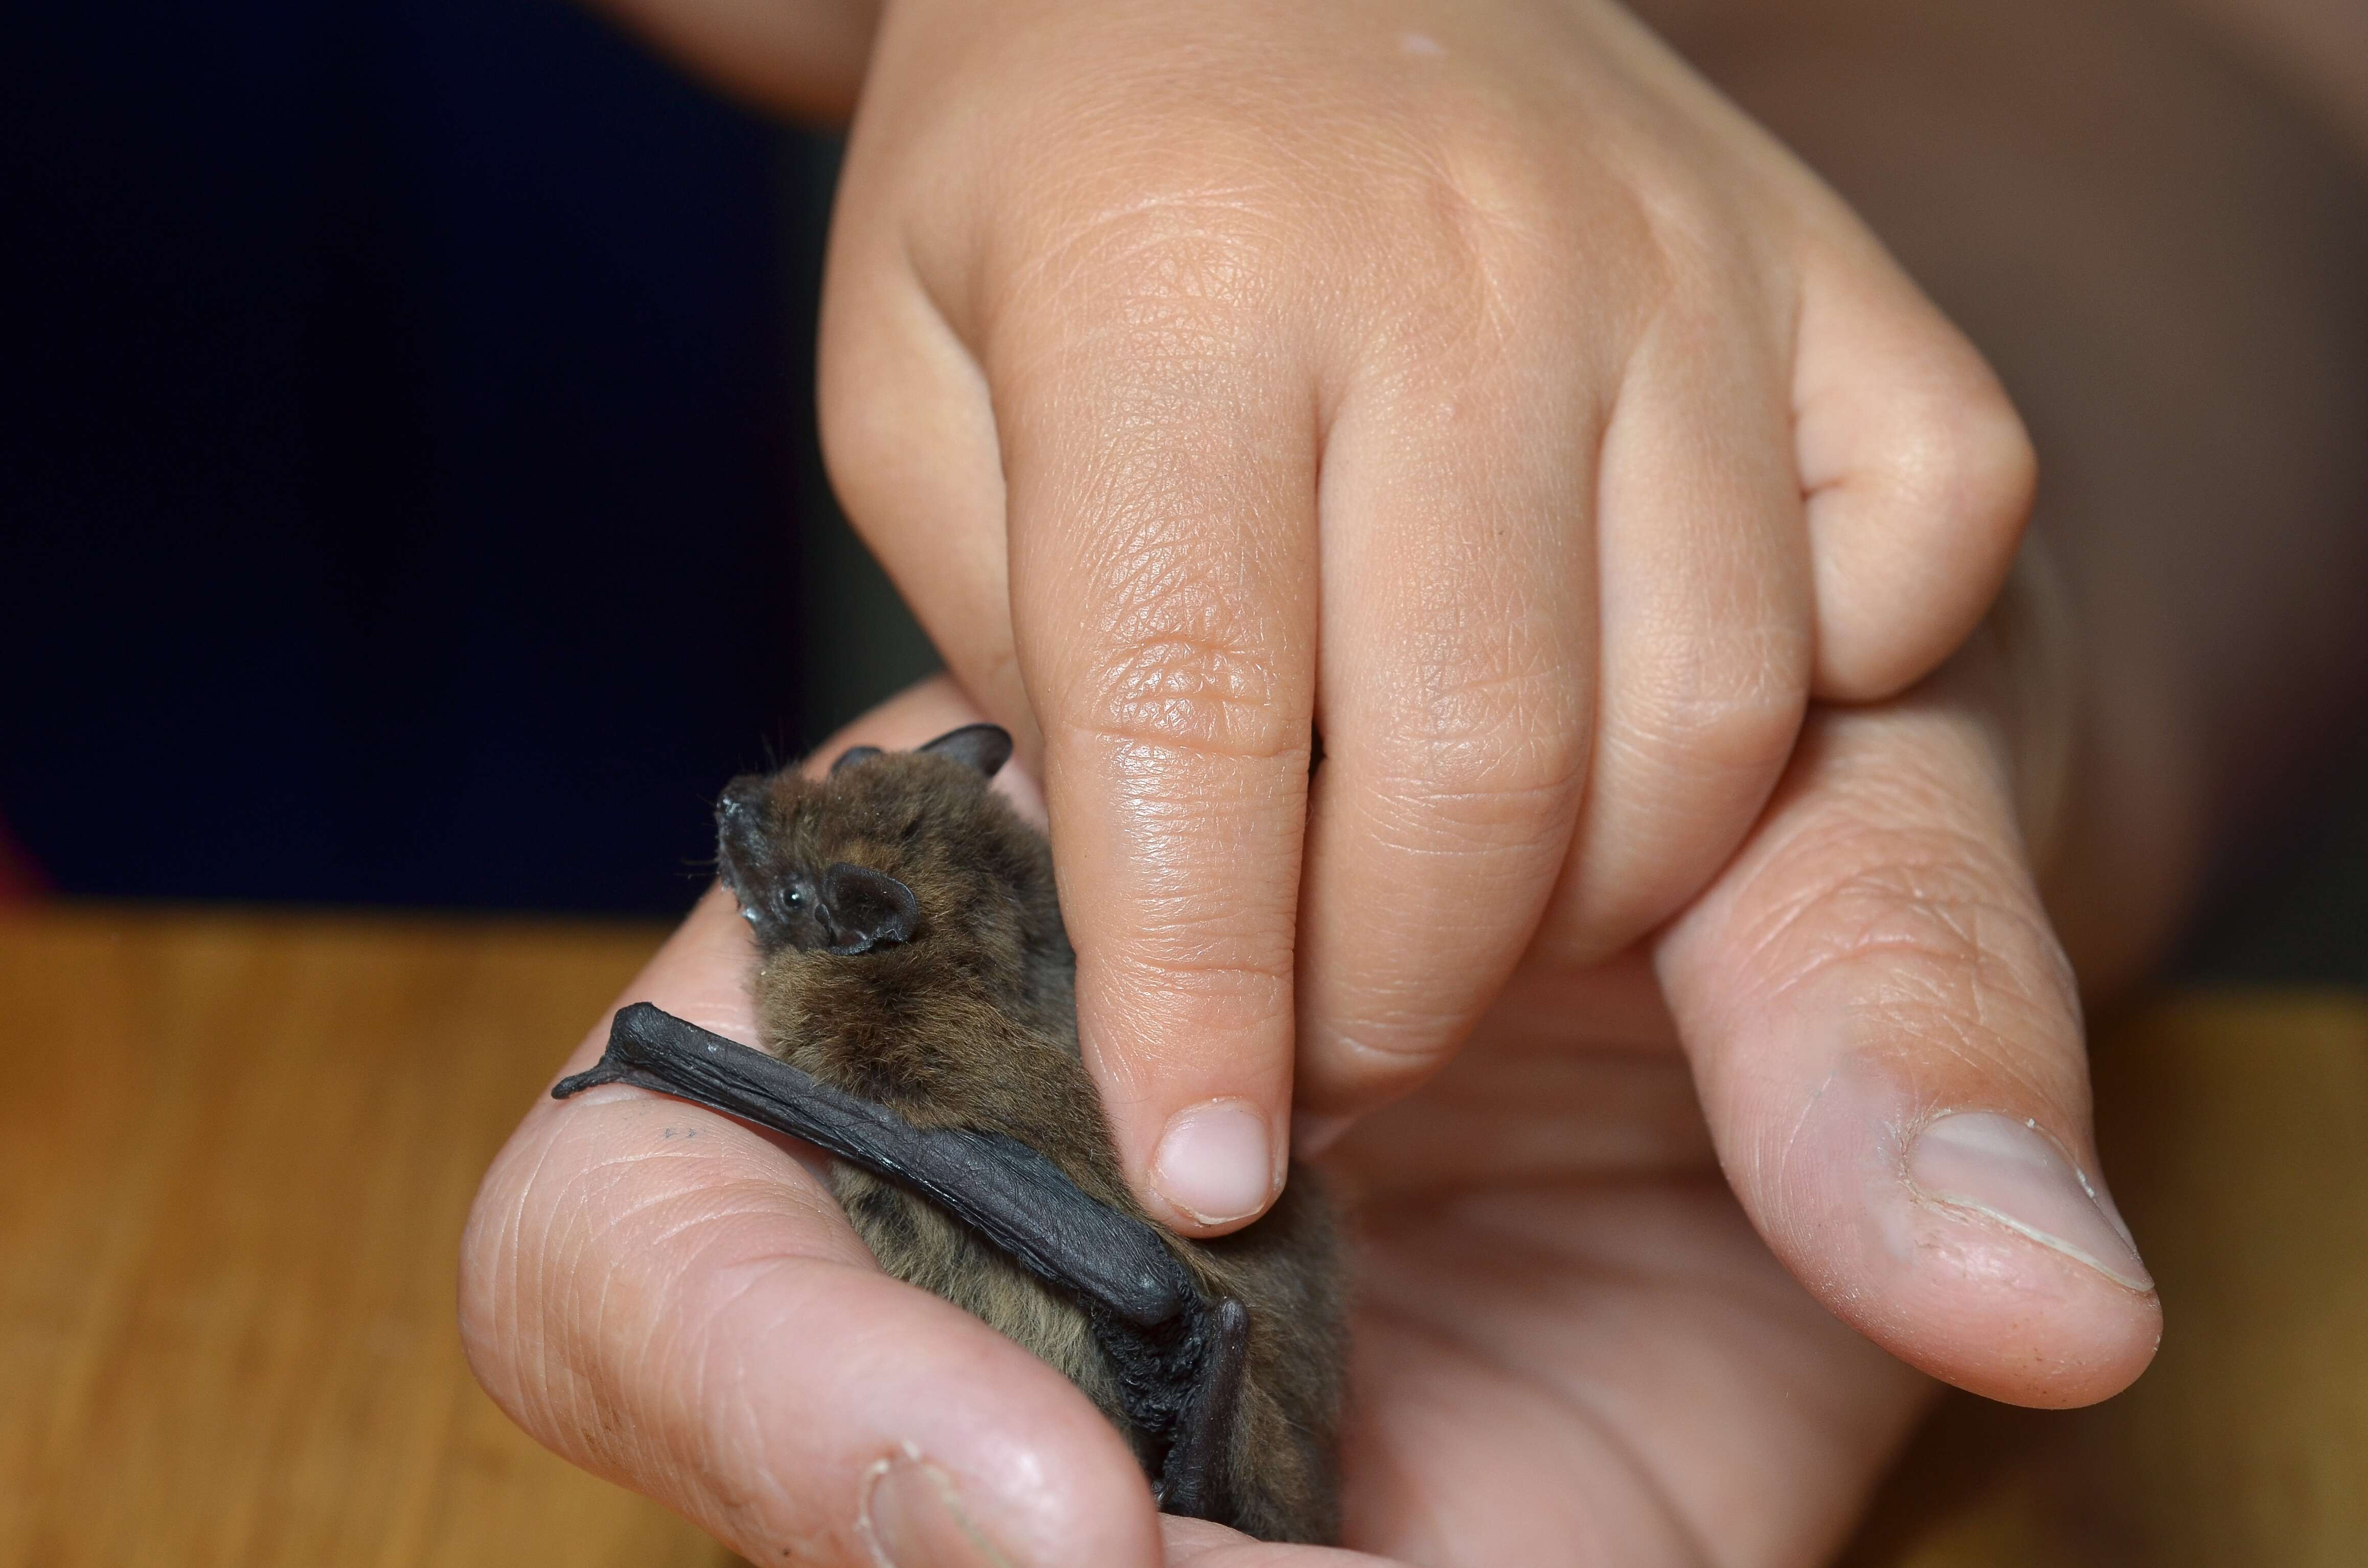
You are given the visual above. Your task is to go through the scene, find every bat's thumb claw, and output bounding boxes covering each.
[550,1059,630,1100]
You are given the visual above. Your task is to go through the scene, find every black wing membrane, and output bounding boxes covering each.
[556,1003,1194,1328]
[554,1003,1244,1521]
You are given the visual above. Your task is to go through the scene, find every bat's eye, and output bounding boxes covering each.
[784,888,804,907]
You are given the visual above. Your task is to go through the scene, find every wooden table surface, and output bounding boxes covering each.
[2,908,2361,1566]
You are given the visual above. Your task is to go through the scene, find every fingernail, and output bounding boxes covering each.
[1906,1112,2153,1291]
[1153,1100,1274,1224]
[860,1451,1017,1568]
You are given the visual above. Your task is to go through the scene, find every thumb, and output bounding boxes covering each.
[1654,653,2160,1408]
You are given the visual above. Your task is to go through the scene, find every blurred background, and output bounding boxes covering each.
[2,0,2364,982]
[1,0,933,918]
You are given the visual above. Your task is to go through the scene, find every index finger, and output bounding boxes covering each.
[993,234,1319,1237]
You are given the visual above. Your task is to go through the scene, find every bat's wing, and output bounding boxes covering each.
[555,1002,1200,1332]
[554,1003,1246,1524]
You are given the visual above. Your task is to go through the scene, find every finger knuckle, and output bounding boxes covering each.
[1069,597,1305,768]
[1422,143,1565,276]
[1001,168,1293,350]
[1098,938,1296,1056]
[1740,819,2078,1056]
[1897,374,2039,542]
[1118,934,1296,998]
[1361,657,1588,846]
[1379,143,1641,368]
[1610,637,1808,785]
[1319,996,1471,1076]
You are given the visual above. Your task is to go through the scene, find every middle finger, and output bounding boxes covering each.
[1294,311,1601,1115]
[1535,271,1813,966]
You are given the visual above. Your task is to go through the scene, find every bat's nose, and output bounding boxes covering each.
[715,775,768,825]
[713,777,773,901]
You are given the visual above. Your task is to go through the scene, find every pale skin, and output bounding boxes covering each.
[460,0,2368,1562]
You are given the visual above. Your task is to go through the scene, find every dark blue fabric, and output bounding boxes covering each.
[2,0,834,914]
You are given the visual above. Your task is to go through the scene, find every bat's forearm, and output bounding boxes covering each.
[556,1003,1199,1330]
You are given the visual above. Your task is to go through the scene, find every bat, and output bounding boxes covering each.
[554,724,1346,1543]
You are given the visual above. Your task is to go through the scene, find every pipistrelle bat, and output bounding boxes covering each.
[555,724,1346,1542]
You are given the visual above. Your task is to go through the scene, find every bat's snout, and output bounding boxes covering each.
[715,774,769,825]
[713,776,774,898]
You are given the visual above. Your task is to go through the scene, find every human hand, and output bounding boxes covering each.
[812,0,2036,1241]
[460,639,2160,1565]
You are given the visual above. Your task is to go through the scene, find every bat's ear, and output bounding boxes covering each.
[821,862,919,955]
[830,745,883,775]
[917,723,1013,779]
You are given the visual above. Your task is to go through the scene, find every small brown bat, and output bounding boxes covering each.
[556,725,1346,1542]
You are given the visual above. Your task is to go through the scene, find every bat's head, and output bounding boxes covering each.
[714,723,1024,961]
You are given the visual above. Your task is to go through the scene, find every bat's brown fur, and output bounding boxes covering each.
[715,745,1347,1544]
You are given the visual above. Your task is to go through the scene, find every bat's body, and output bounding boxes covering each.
[558,727,1345,1543]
